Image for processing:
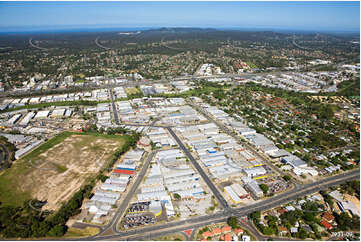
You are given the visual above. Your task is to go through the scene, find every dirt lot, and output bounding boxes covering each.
[0,132,125,210]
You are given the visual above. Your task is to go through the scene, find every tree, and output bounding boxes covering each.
[283,175,291,181]
[297,227,308,239]
[263,226,276,235]
[227,216,239,229]
[173,193,181,200]
[259,184,269,194]
[46,225,67,237]
[249,211,261,220]
[334,212,360,231]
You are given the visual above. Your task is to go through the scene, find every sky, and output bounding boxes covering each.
[0,1,359,32]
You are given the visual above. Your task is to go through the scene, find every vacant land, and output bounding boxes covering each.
[154,233,186,241]
[125,87,142,95]
[64,227,99,238]
[0,132,125,210]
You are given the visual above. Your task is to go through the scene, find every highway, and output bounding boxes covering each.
[166,127,229,210]
[0,71,273,99]
[65,120,359,241]
[160,37,185,51]
[292,34,310,50]
[29,38,49,51]
[95,37,112,50]
[72,168,359,241]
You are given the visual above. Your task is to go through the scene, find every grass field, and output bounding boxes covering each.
[125,87,142,95]
[247,62,258,69]
[154,233,186,241]
[64,227,99,238]
[0,131,126,209]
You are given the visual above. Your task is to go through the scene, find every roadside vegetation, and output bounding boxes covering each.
[0,136,17,169]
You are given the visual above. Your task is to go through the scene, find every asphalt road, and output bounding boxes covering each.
[166,127,229,210]
[34,167,359,241]
[29,38,49,51]
[0,71,276,99]
[188,100,292,181]
[108,88,120,125]
[86,168,359,241]
[93,151,156,237]
[95,37,112,50]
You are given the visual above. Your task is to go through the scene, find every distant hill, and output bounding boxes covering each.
[145,27,217,33]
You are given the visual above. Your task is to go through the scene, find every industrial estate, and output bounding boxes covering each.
[0,3,360,242]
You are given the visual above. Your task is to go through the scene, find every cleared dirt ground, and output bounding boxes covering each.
[0,132,125,210]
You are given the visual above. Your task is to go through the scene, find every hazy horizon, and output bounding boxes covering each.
[0,1,359,33]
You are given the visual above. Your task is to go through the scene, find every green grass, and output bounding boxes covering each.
[247,62,258,69]
[0,132,75,207]
[0,163,32,207]
[125,87,142,95]
[0,131,126,207]
[21,132,73,162]
[64,227,99,238]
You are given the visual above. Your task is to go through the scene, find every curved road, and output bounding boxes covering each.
[95,37,112,50]
[160,37,185,51]
[29,38,49,51]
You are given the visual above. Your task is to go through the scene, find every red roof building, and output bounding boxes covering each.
[203,231,213,239]
[234,228,244,236]
[221,226,232,233]
[278,208,287,215]
[184,229,192,236]
[322,212,335,223]
[224,234,232,241]
[321,220,333,230]
[278,226,288,236]
[113,169,135,175]
[212,228,222,235]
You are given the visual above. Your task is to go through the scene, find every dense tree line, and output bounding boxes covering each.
[0,136,17,164]
[340,180,360,199]
[336,77,360,97]
[308,131,347,149]
[0,131,140,238]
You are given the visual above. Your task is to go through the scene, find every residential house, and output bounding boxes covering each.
[322,212,335,224]
[321,220,333,230]
[278,226,288,236]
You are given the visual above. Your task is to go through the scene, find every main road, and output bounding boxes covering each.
[166,127,229,210]
[94,151,156,237]
[108,88,120,125]
[29,38,49,51]
[0,71,278,99]
[95,37,112,50]
[75,168,359,241]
